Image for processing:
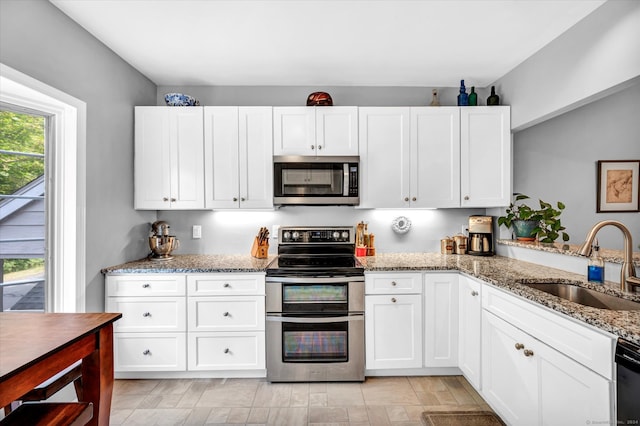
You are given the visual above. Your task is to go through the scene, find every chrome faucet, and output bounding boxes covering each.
[578,220,640,292]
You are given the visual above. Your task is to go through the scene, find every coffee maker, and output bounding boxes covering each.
[467,215,494,256]
[148,220,179,260]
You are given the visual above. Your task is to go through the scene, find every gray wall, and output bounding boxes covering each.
[509,82,640,250]
[0,0,157,312]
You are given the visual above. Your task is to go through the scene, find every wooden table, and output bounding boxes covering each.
[0,312,121,426]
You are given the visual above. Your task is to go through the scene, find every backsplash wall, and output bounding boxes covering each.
[156,207,485,256]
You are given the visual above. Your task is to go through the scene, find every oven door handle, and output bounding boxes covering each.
[266,314,364,324]
[266,276,364,283]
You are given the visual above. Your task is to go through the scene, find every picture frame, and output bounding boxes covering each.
[596,160,640,212]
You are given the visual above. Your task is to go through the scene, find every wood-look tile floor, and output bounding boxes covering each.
[110,375,494,425]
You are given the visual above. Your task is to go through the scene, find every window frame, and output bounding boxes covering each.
[0,63,87,313]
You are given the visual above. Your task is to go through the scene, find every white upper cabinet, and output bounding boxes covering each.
[460,106,511,207]
[360,106,510,209]
[135,106,205,210]
[273,106,358,156]
[204,107,273,209]
[411,108,461,208]
[358,107,411,208]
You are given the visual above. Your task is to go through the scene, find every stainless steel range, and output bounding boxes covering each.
[266,226,365,382]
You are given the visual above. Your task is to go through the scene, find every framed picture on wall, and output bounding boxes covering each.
[596,160,640,212]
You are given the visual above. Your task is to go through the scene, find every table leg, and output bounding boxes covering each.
[81,324,115,426]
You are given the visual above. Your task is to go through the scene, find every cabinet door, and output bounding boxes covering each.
[316,107,358,155]
[108,296,186,332]
[239,107,273,208]
[170,108,205,209]
[273,107,316,155]
[204,107,240,208]
[358,107,411,208]
[135,107,172,209]
[411,107,460,208]
[424,273,458,367]
[458,276,482,389]
[482,310,538,426]
[460,106,511,207]
[365,294,422,369]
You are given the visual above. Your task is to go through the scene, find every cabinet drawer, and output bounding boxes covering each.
[188,332,265,370]
[106,275,186,297]
[188,296,265,331]
[365,272,422,294]
[187,274,265,296]
[482,284,615,379]
[108,297,186,332]
[114,332,186,372]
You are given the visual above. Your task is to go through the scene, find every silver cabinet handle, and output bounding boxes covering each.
[412,197,417,201]
[241,197,246,202]
[515,343,524,350]
[163,197,169,202]
[142,283,150,288]
[471,291,479,296]
[391,297,397,303]
[310,145,315,150]
[224,348,230,354]
[404,197,409,202]
[318,145,322,150]
[223,283,231,288]
[391,281,397,286]
[223,312,230,317]
[464,196,470,200]
[524,349,534,357]
[143,349,151,355]
[233,197,238,202]
[170,198,176,202]
[142,312,151,317]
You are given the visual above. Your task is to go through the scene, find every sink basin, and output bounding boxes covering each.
[522,282,640,310]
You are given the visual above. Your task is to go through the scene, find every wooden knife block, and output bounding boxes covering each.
[251,237,269,259]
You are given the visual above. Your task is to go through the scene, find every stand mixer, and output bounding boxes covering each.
[148,220,179,260]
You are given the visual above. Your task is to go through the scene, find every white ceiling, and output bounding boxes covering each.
[50,0,606,87]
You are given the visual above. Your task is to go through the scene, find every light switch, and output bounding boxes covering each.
[192,225,202,239]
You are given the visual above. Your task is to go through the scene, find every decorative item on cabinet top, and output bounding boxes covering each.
[306,92,333,106]
[164,93,200,106]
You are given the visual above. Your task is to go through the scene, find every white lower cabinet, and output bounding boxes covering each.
[481,285,613,426]
[106,274,187,372]
[106,272,266,376]
[458,275,482,389]
[365,272,423,370]
[423,273,458,367]
[187,274,266,371]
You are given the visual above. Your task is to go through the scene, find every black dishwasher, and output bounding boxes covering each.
[616,339,640,424]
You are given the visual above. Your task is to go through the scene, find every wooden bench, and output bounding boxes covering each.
[0,402,93,426]
[3,361,82,415]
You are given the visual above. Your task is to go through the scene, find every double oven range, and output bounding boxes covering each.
[266,226,365,382]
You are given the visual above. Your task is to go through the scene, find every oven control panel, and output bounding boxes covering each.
[279,227,353,243]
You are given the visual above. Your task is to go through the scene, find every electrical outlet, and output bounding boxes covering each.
[272,225,280,241]
[192,225,202,239]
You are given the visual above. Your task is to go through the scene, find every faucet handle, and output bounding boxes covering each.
[627,276,640,289]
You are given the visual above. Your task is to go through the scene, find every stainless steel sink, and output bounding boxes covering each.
[521,282,640,310]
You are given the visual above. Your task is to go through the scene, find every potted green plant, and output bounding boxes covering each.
[498,194,570,243]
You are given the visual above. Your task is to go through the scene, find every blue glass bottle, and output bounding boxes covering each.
[457,80,468,106]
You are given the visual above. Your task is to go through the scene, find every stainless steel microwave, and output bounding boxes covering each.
[273,156,359,206]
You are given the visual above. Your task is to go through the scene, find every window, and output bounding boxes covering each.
[0,63,86,312]
[0,108,47,311]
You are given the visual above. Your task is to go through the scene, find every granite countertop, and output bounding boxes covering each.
[102,252,640,346]
[101,254,275,274]
[497,239,640,266]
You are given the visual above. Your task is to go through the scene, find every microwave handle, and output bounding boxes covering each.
[343,163,349,196]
